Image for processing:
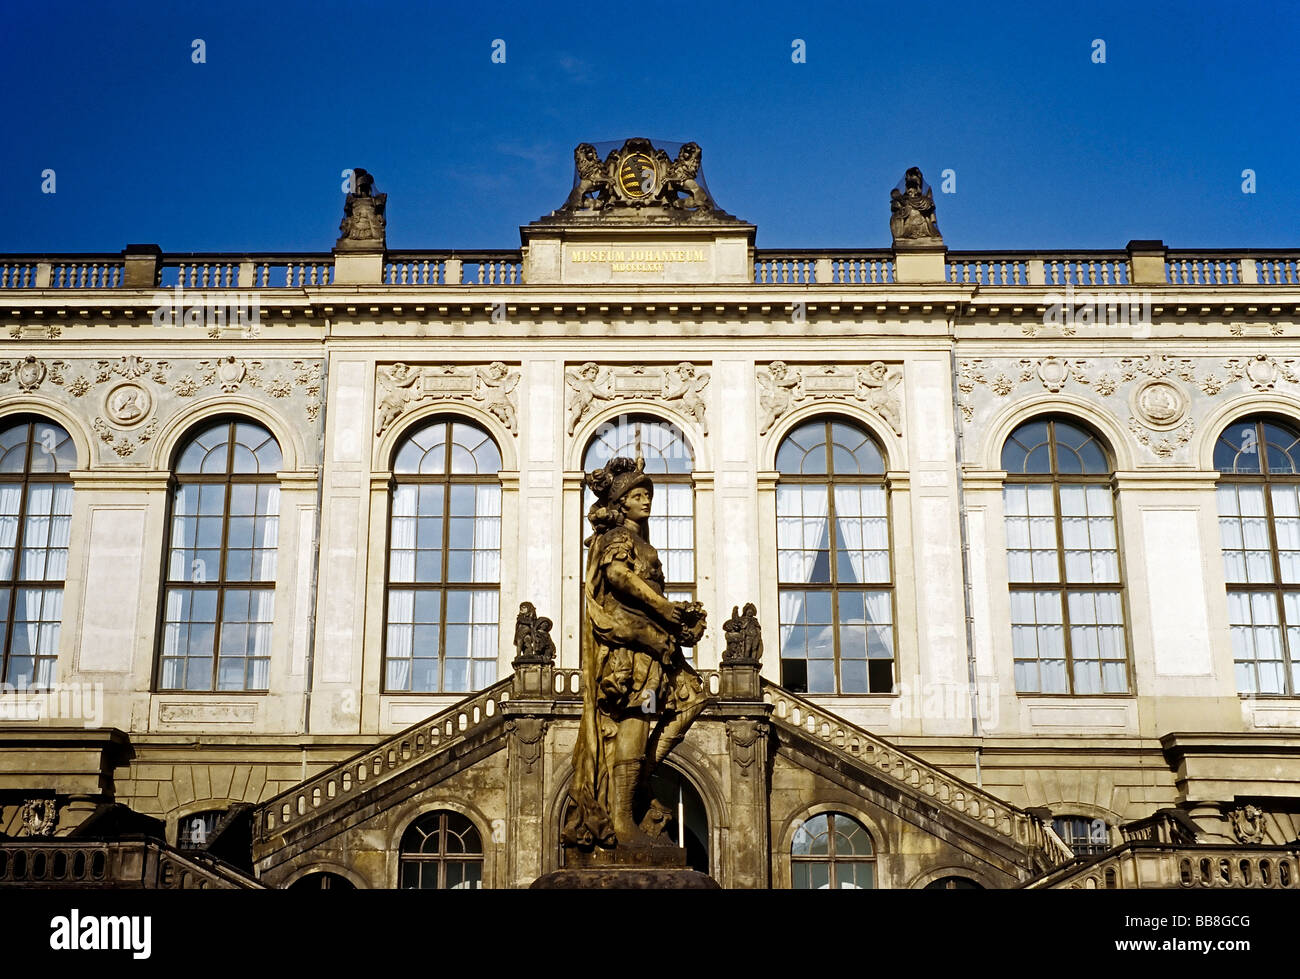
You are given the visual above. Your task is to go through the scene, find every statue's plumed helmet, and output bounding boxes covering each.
[586,456,652,507]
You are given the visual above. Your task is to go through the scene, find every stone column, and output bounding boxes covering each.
[721,708,772,889]
[503,709,551,888]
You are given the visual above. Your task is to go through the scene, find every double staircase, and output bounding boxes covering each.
[250,667,1070,880]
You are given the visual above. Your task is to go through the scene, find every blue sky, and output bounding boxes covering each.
[1,0,1296,253]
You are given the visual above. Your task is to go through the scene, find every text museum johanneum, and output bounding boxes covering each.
[0,142,1298,889]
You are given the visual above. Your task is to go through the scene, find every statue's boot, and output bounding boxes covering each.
[645,691,708,768]
[611,760,655,846]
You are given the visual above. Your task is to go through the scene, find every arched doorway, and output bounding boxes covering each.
[559,763,710,874]
[648,765,709,874]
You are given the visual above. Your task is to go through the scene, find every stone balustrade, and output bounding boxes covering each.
[548,667,721,698]
[1,247,1296,290]
[0,840,263,889]
[946,252,1132,286]
[254,677,512,846]
[1025,842,1300,889]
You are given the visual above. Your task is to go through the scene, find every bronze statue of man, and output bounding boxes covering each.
[562,456,708,849]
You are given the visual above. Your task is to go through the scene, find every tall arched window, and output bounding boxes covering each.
[0,417,76,688]
[775,418,893,694]
[385,419,501,693]
[1002,417,1127,695]
[1214,416,1300,695]
[160,420,281,691]
[399,810,483,889]
[791,812,876,889]
[582,415,695,602]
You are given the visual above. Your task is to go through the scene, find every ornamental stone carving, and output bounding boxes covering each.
[558,138,719,215]
[375,362,521,438]
[757,361,902,437]
[1130,379,1188,431]
[0,356,322,465]
[565,362,710,437]
[104,382,153,426]
[0,356,70,392]
[20,798,57,836]
[1228,804,1268,845]
[94,416,159,458]
[958,352,1299,461]
[506,717,548,776]
[725,718,765,779]
[1224,354,1298,391]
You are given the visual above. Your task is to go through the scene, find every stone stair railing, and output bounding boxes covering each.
[255,677,512,847]
[1024,842,1300,890]
[762,680,1060,862]
[0,840,265,889]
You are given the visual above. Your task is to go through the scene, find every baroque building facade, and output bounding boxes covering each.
[0,142,1298,889]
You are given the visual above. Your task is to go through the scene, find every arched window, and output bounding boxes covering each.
[0,417,75,688]
[386,419,501,693]
[924,876,983,889]
[1214,416,1300,695]
[399,810,483,889]
[177,809,225,849]
[160,419,281,691]
[288,872,356,890]
[775,418,893,694]
[791,812,876,889]
[1002,418,1128,695]
[582,415,695,601]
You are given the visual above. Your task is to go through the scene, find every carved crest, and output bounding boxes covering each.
[559,138,717,215]
[21,798,57,837]
[1228,804,1268,845]
[15,356,46,392]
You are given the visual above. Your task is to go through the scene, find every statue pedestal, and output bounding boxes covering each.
[892,240,947,282]
[531,843,720,889]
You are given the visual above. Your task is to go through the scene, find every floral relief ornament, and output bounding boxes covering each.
[93,416,159,459]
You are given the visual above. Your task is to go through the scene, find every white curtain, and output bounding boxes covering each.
[21,483,52,579]
[471,487,501,583]
[390,485,418,581]
[834,485,888,583]
[255,486,280,579]
[777,485,828,584]
[0,484,21,579]
[778,590,807,654]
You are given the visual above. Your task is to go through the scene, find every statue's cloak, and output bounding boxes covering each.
[562,525,672,848]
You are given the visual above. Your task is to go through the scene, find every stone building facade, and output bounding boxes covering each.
[0,144,1298,889]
